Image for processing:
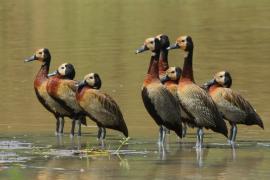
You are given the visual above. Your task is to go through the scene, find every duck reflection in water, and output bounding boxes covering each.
[158,140,170,160]
[71,136,82,150]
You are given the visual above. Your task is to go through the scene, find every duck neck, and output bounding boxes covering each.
[147,51,160,79]
[158,49,169,76]
[39,60,50,77]
[76,85,90,101]
[181,49,194,82]
[208,82,222,92]
[35,59,51,86]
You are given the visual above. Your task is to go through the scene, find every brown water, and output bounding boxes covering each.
[1,0,270,179]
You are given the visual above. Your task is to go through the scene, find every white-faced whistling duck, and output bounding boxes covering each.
[76,73,128,140]
[135,37,182,144]
[25,48,72,135]
[167,36,228,148]
[161,67,190,138]
[47,63,87,137]
[156,34,188,138]
[203,71,264,144]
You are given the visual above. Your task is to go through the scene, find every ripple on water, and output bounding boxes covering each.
[0,152,31,163]
[0,140,32,150]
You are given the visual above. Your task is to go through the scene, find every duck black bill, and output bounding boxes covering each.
[167,43,180,50]
[202,79,215,89]
[24,55,37,62]
[47,70,58,77]
[135,45,149,54]
[160,75,170,84]
[78,80,87,89]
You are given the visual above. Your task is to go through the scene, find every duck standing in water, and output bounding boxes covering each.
[47,63,87,137]
[155,34,188,137]
[136,36,182,144]
[167,36,228,148]
[25,48,72,135]
[161,66,192,138]
[203,71,264,144]
[76,73,128,140]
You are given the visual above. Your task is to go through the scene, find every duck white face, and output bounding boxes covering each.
[176,36,188,50]
[136,37,161,54]
[35,48,47,61]
[84,73,96,87]
[214,71,232,88]
[166,67,181,81]
[50,63,75,79]
[58,63,68,76]
[167,35,193,52]
[84,73,102,89]
[144,37,156,51]
[25,48,51,63]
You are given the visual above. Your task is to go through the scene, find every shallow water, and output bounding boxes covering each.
[1,0,270,179]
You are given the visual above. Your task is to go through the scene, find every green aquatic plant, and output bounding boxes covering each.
[114,137,130,154]
[73,137,130,157]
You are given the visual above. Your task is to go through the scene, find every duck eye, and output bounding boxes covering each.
[171,71,175,73]
[90,77,93,79]
[150,41,154,44]
[181,40,185,42]
[219,75,223,78]
[39,52,42,54]
[61,67,65,69]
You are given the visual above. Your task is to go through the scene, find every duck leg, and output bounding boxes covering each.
[97,127,106,148]
[229,124,237,144]
[55,116,60,136]
[199,128,204,148]
[97,127,106,139]
[97,126,102,140]
[59,117,64,134]
[76,119,81,136]
[159,126,166,144]
[164,127,170,134]
[182,122,187,138]
[196,129,199,147]
[70,119,76,137]
[196,128,204,148]
[100,127,106,139]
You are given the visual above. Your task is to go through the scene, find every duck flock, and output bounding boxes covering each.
[25,34,264,148]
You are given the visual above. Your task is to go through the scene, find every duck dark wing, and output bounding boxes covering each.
[56,80,83,114]
[178,84,227,137]
[142,83,182,137]
[221,88,264,128]
[81,89,128,137]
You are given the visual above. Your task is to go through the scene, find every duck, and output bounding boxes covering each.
[203,71,264,144]
[167,36,228,148]
[161,66,191,138]
[135,36,182,144]
[47,63,87,137]
[155,34,188,138]
[25,48,72,135]
[76,73,128,140]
